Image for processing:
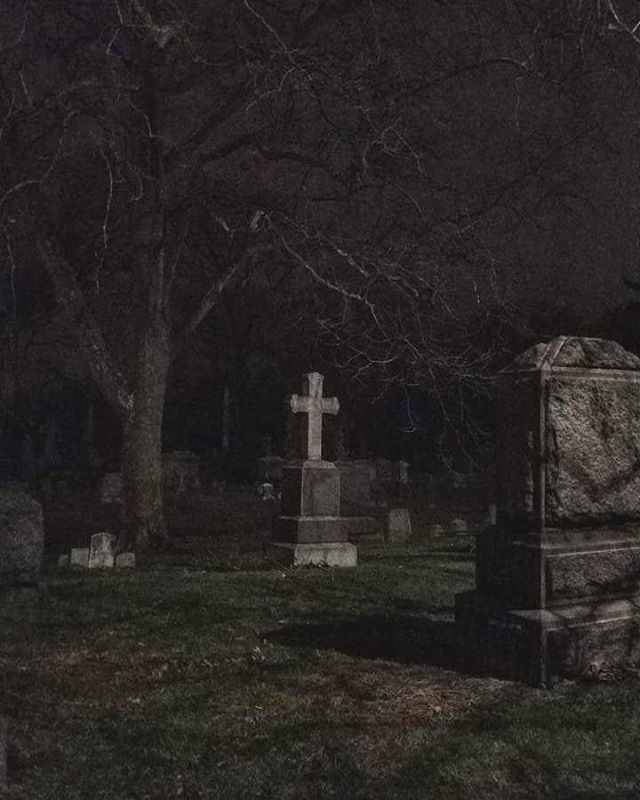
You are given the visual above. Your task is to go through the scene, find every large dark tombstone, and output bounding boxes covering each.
[456,337,640,685]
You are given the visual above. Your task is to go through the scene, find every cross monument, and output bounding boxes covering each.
[289,372,339,461]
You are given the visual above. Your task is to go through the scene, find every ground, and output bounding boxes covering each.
[1,489,639,798]
[2,533,640,798]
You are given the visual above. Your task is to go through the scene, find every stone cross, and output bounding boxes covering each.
[289,372,339,461]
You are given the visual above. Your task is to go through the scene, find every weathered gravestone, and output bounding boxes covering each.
[70,547,89,568]
[162,450,201,493]
[67,536,134,570]
[387,508,412,543]
[336,459,384,550]
[100,472,123,505]
[0,488,43,588]
[88,532,117,569]
[115,551,136,569]
[258,456,284,483]
[267,372,357,567]
[456,336,640,685]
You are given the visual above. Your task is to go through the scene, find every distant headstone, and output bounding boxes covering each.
[397,461,409,484]
[451,518,468,535]
[88,532,116,570]
[428,523,444,537]
[57,554,70,567]
[18,435,37,483]
[336,459,384,549]
[374,459,394,483]
[100,472,123,504]
[387,508,412,542]
[337,460,375,515]
[0,488,44,588]
[333,428,348,461]
[258,456,284,482]
[115,552,136,569]
[259,482,275,501]
[70,548,89,568]
[162,451,201,493]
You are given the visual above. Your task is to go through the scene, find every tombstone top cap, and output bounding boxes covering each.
[504,336,640,373]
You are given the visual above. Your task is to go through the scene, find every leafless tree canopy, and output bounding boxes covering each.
[0,0,637,544]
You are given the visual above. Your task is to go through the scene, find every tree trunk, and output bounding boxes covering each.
[121,324,171,552]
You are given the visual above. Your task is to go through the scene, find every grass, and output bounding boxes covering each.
[1,542,640,799]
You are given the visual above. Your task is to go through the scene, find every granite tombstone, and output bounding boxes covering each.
[456,337,640,685]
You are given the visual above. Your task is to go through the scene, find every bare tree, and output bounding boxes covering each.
[0,0,614,548]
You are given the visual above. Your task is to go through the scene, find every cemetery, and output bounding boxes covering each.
[1,347,640,798]
[4,2,640,798]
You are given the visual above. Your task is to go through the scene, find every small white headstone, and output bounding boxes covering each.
[487,503,497,526]
[428,523,444,537]
[70,548,89,568]
[115,552,136,569]
[259,482,275,500]
[57,554,70,567]
[397,461,409,484]
[88,532,117,569]
[452,518,468,534]
[387,508,412,542]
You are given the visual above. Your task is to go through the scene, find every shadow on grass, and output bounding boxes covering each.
[268,614,459,669]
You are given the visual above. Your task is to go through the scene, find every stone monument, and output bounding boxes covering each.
[267,372,357,567]
[336,459,385,550]
[456,337,640,685]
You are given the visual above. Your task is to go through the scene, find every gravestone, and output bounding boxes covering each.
[267,372,357,567]
[387,508,412,542]
[259,482,276,501]
[88,532,116,569]
[100,472,123,505]
[337,459,384,550]
[456,337,640,685]
[162,450,201,493]
[258,456,284,483]
[115,552,136,569]
[70,548,89,568]
[0,488,43,588]
[338,460,375,514]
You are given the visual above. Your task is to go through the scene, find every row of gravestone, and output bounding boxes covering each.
[58,532,136,570]
[100,454,409,503]
[6,336,640,696]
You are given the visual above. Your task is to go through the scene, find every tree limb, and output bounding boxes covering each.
[36,234,134,419]
[176,242,270,350]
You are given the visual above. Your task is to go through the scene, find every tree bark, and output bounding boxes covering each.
[121,322,171,551]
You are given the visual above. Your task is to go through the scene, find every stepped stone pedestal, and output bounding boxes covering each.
[267,373,357,567]
[456,337,640,685]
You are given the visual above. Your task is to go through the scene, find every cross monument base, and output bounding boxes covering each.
[265,541,357,568]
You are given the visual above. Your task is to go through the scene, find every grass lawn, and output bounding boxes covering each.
[1,542,640,799]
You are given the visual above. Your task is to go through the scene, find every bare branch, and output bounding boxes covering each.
[36,234,134,419]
